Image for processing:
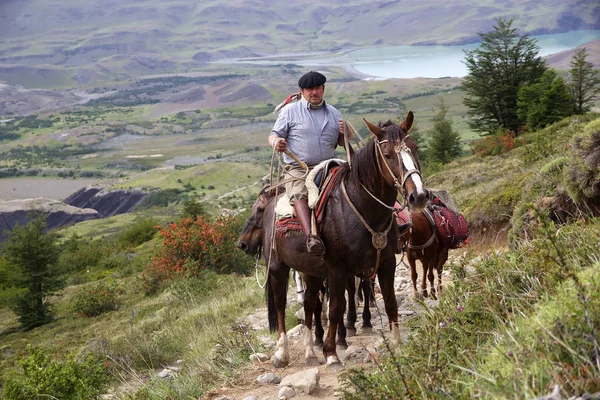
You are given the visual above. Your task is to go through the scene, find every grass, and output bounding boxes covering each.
[340,215,600,399]
[0,266,268,399]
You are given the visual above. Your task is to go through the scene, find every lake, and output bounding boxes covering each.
[349,30,600,79]
[224,30,600,79]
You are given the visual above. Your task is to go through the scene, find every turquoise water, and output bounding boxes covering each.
[350,30,600,79]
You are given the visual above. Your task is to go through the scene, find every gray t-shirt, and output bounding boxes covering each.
[270,97,342,166]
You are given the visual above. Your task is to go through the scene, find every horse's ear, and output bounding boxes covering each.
[363,118,383,138]
[400,111,414,132]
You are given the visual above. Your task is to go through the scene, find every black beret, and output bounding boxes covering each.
[298,71,326,89]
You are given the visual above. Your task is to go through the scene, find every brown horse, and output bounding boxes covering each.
[397,207,449,300]
[238,185,371,347]
[238,112,427,370]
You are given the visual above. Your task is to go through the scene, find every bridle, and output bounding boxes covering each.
[373,134,423,207]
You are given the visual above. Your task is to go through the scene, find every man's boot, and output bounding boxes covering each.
[293,198,325,257]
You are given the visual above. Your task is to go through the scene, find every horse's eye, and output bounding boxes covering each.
[385,154,392,160]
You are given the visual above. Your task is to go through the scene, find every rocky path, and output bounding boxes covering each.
[202,251,464,400]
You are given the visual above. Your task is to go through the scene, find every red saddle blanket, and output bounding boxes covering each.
[276,166,343,237]
[276,217,303,236]
[394,200,469,249]
[430,202,469,249]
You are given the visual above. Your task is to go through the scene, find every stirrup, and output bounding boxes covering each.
[306,235,325,257]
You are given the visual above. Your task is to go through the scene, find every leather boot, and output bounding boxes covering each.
[293,198,325,257]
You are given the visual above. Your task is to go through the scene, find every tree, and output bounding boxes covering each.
[1,215,62,329]
[462,18,547,135]
[427,98,462,165]
[181,198,206,219]
[569,47,600,114]
[517,69,573,130]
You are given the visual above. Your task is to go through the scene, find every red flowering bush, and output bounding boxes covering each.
[470,131,524,157]
[72,282,123,317]
[140,213,252,295]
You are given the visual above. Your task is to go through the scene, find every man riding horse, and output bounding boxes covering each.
[268,71,347,257]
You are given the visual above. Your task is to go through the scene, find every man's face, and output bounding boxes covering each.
[301,85,325,105]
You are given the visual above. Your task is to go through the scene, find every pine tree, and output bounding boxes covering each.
[462,18,547,135]
[517,69,573,130]
[1,215,63,329]
[427,98,462,165]
[569,47,600,114]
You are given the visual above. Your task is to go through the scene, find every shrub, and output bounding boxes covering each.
[140,213,253,295]
[72,282,123,317]
[564,118,600,204]
[118,217,160,247]
[58,235,116,273]
[469,131,523,156]
[2,346,110,400]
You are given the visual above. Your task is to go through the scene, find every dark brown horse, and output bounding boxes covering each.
[397,207,449,300]
[237,185,371,347]
[238,112,427,370]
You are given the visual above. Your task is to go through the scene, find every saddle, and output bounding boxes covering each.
[276,159,346,237]
[394,197,469,250]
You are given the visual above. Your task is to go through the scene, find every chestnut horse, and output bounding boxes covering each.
[397,207,449,300]
[238,112,427,370]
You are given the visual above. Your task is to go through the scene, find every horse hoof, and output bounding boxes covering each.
[336,341,348,350]
[315,339,324,347]
[326,360,344,373]
[304,356,319,367]
[273,356,289,368]
[361,326,373,334]
[345,327,357,337]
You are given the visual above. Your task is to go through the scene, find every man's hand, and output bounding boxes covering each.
[339,120,352,139]
[274,138,287,153]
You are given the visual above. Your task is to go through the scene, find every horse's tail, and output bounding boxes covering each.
[266,272,278,333]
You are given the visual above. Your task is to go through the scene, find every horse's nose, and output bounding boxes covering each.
[237,241,248,252]
[408,191,428,210]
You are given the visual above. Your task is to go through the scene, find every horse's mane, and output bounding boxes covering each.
[341,120,406,188]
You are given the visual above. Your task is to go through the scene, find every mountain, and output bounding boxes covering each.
[0,0,598,88]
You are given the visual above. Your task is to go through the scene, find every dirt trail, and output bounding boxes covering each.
[203,249,468,400]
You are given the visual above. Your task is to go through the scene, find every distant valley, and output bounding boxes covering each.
[0,0,599,88]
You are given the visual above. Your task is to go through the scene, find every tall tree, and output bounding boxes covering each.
[1,215,62,329]
[462,18,547,135]
[569,47,600,114]
[517,69,573,130]
[427,98,462,165]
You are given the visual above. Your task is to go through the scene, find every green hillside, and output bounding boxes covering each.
[1,110,599,398]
